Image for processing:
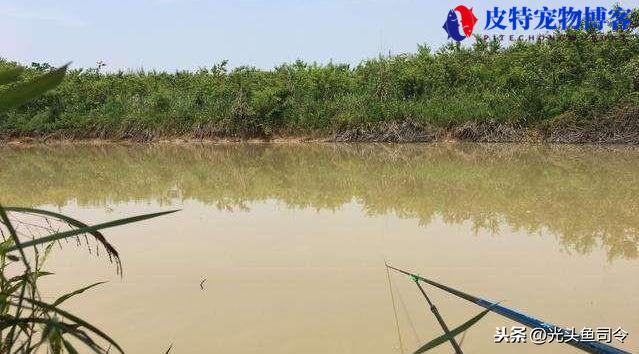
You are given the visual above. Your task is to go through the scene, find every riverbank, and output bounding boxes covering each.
[2,107,638,145]
[1,29,638,143]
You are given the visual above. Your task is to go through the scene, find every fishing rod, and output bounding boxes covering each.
[386,264,630,354]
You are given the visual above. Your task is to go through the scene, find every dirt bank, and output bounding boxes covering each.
[2,106,638,145]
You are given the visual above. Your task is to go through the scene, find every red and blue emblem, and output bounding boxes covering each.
[443,5,478,41]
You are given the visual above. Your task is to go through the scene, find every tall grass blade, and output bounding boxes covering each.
[412,307,493,354]
[10,297,124,353]
[8,271,54,283]
[62,339,80,354]
[0,206,31,349]
[0,63,68,113]
[3,317,105,353]
[0,315,31,331]
[53,282,106,306]
[0,206,30,269]
[4,209,179,253]
[4,207,121,267]
[0,67,24,85]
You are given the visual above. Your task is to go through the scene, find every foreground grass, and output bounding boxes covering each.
[1,28,638,142]
[0,49,178,353]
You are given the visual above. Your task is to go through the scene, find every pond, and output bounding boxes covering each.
[0,143,637,353]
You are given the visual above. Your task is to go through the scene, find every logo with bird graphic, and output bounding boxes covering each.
[443,5,478,42]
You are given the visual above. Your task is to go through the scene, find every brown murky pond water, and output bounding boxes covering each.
[1,143,637,353]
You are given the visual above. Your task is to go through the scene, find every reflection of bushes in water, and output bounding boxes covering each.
[0,143,637,260]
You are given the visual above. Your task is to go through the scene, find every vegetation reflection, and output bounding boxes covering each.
[0,143,637,260]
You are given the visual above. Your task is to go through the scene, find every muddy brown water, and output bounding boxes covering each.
[0,143,637,353]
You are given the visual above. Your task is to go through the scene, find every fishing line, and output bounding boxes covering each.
[458,331,467,349]
[392,272,421,346]
[380,212,421,349]
[379,212,407,353]
[379,212,421,352]
[385,261,405,354]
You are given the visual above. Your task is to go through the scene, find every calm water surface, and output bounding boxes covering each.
[0,143,637,353]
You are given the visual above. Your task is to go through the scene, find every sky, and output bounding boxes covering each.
[0,0,634,71]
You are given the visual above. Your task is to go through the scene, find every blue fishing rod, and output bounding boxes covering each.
[386,264,629,354]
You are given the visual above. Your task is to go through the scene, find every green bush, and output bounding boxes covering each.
[1,26,638,139]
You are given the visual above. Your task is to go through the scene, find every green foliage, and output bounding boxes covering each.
[1,28,637,139]
[0,68,24,85]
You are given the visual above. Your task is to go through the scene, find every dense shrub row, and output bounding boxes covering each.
[1,27,638,140]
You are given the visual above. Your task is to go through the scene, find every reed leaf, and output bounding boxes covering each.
[10,297,124,353]
[0,67,24,85]
[0,206,30,270]
[413,307,493,353]
[0,63,68,113]
[0,316,33,332]
[62,339,80,354]
[4,209,179,253]
[8,271,54,283]
[3,316,104,353]
[4,207,121,269]
[53,282,106,307]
